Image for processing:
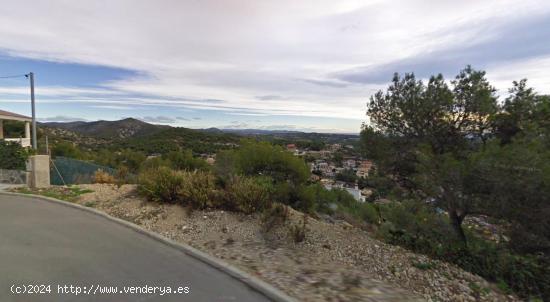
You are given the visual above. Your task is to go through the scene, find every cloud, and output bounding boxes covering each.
[0,0,549,128]
[176,116,191,121]
[139,116,176,124]
[334,13,550,86]
[90,105,134,110]
[38,115,87,122]
[486,55,550,95]
[301,78,348,88]
[256,95,283,101]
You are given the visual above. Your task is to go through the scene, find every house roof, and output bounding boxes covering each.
[0,109,32,122]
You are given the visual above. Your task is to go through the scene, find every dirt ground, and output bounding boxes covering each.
[70,184,519,302]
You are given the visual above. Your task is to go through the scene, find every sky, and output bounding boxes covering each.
[1,0,550,133]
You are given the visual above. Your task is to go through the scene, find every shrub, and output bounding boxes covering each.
[138,167,218,209]
[357,203,380,224]
[289,214,308,243]
[376,200,458,255]
[215,141,310,186]
[92,169,116,184]
[51,141,82,159]
[177,170,217,209]
[0,140,31,170]
[375,200,550,300]
[411,260,436,270]
[138,167,185,203]
[338,201,379,225]
[164,150,209,171]
[225,176,273,213]
[295,185,317,213]
[261,203,289,232]
[140,157,171,172]
[115,166,130,187]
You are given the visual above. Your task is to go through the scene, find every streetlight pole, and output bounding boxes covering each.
[28,72,37,150]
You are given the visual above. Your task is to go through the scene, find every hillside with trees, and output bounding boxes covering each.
[361,66,550,300]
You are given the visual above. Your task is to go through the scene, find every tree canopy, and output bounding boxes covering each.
[362,66,550,250]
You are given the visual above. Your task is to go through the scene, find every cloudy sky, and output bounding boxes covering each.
[1,0,549,133]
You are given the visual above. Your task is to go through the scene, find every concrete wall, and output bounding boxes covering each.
[0,169,28,185]
[26,155,50,188]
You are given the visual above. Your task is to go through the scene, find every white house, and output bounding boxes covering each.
[0,109,32,148]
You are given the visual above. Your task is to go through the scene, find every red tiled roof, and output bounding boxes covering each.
[0,109,32,121]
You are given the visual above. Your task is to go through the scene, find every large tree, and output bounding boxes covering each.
[362,66,498,244]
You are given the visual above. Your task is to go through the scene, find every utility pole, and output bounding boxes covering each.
[28,72,37,150]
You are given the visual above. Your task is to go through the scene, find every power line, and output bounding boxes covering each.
[0,74,27,79]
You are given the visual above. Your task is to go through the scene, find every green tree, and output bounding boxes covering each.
[51,141,83,158]
[2,120,25,138]
[415,148,482,244]
[332,152,344,166]
[363,66,498,244]
[163,149,208,171]
[335,168,357,183]
[215,140,312,211]
[220,140,310,185]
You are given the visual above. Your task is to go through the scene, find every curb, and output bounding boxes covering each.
[0,191,297,302]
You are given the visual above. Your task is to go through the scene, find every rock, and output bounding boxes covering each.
[224,237,235,246]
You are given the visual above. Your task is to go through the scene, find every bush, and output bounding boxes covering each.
[289,214,308,243]
[138,167,185,203]
[225,176,273,213]
[177,170,217,209]
[92,169,116,184]
[138,167,218,209]
[375,200,550,300]
[376,200,458,255]
[215,141,310,186]
[354,202,379,224]
[115,166,132,187]
[164,150,209,171]
[450,241,550,300]
[139,157,172,172]
[0,140,31,170]
[261,203,289,232]
[51,141,82,159]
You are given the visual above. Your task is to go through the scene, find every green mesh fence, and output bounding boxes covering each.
[50,157,116,185]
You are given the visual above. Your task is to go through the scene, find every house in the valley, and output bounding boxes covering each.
[0,110,32,148]
[356,160,373,178]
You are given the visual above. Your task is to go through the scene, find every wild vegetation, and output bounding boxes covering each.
[29,67,549,300]
[17,186,93,203]
[361,66,550,300]
[0,140,32,170]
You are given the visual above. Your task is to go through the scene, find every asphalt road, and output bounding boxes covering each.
[0,194,272,302]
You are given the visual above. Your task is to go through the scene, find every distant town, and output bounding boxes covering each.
[287,143,373,202]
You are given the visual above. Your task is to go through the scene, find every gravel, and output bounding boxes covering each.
[76,184,520,302]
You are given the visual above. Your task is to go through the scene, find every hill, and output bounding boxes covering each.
[39,119,240,155]
[41,118,169,139]
[38,118,362,157]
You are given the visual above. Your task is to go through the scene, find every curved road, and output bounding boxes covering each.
[0,194,272,302]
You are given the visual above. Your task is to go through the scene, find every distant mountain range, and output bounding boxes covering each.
[41,118,169,139]
[41,118,359,139]
[39,118,359,154]
[39,118,237,154]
